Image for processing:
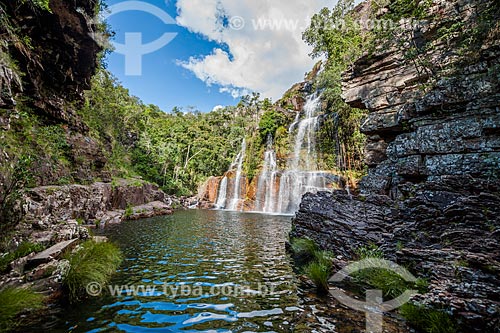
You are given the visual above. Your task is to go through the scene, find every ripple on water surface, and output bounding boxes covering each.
[52,210,299,332]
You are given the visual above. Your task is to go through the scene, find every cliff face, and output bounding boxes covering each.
[342,0,500,195]
[292,0,500,331]
[1,0,101,122]
[0,0,108,185]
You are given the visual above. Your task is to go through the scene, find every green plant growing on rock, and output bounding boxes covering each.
[351,244,428,298]
[355,244,384,259]
[304,260,332,294]
[0,241,45,273]
[21,0,51,12]
[124,205,134,219]
[291,238,334,293]
[400,303,457,333]
[62,240,123,302]
[291,237,319,260]
[0,287,44,332]
[0,155,34,231]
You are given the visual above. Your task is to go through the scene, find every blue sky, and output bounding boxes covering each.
[102,0,333,112]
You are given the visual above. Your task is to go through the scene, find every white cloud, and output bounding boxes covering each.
[175,0,333,101]
[212,105,225,112]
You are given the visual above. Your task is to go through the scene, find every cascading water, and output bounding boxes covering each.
[255,136,278,213]
[227,138,246,210]
[276,94,330,214]
[213,94,336,215]
[215,177,228,208]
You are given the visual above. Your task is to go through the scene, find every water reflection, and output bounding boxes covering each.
[53,210,298,332]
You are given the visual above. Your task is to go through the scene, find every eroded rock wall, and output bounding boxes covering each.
[0,0,109,185]
[342,0,500,195]
[292,0,500,331]
[15,179,174,247]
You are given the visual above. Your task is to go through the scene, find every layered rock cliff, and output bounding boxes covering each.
[292,0,500,331]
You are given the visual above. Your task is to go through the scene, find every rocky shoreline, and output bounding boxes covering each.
[292,177,500,332]
[0,178,183,309]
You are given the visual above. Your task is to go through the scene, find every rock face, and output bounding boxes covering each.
[0,0,101,120]
[0,0,110,185]
[21,179,173,233]
[292,0,500,332]
[294,178,500,331]
[342,0,500,196]
[2,179,175,254]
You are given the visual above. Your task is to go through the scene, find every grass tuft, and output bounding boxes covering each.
[351,245,428,298]
[123,205,134,219]
[400,303,457,333]
[291,238,334,293]
[305,262,331,294]
[62,240,123,302]
[0,287,44,332]
[355,244,384,259]
[291,238,319,259]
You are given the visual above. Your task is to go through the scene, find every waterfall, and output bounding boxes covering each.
[226,138,247,211]
[256,136,278,213]
[215,177,228,208]
[276,94,329,214]
[212,93,337,215]
[288,112,301,133]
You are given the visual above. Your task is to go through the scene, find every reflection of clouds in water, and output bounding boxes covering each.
[60,210,297,332]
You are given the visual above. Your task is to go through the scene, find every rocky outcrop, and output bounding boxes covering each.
[0,179,176,303]
[0,179,176,252]
[0,0,101,121]
[342,0,500,195]
[293,177,500,332]
[197,176,222,208]
[293,0,500,332]
[21,179,173,226]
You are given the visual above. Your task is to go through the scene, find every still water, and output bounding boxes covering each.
[54,210,299,332]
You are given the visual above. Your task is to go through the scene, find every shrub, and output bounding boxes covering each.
[0,287,44,332]
[62,240,123,302]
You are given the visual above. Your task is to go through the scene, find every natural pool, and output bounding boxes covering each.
[51,209,299,332]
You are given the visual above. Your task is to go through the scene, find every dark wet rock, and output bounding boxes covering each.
[293,0,500,332]
[293,177,500,332]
